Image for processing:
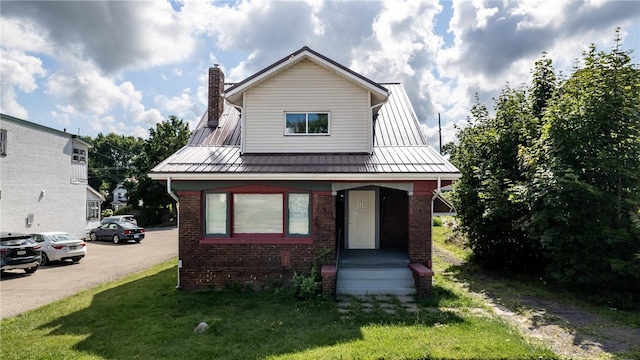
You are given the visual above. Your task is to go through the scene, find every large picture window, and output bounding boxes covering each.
[285,112,329,135]
[204,190,311,238]
[234,194,283,233]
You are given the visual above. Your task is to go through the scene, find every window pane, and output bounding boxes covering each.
[288,193,310,235]
[206,193,227,234]
[234,194,283,233]
[308,113,329,134]
[285,113,307,134]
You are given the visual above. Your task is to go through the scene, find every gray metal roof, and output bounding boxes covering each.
[151,83,459,179]
[375,84,428,146]
[151,145,456,175]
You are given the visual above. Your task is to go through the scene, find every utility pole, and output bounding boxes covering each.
[438,113,442,154]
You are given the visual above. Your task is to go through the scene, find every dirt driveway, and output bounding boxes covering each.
[434,246,640,359]
[0,227,177,319]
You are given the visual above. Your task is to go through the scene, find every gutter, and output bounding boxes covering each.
[166,177,180,289]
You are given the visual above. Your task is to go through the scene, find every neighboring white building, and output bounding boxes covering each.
[86,185,106,233]
[0,114,101,239]
[111,183,128,211]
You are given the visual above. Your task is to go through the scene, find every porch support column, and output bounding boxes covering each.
[408,194,432,262]
[313,191,337,297]
[408,194,433,296]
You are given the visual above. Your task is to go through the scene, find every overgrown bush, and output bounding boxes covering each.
[101,209,113,218]
[432,217,443,227]
[290,249,331,300]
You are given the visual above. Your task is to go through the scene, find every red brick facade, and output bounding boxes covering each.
[177,191,335,290]
[176,186,433,295]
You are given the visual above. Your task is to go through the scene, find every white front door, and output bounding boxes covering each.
[347,190,376,249]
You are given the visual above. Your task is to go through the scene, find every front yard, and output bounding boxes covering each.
[0,257,555,360]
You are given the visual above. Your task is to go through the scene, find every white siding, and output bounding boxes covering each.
[0,119,88,239]
[243,60,372,153]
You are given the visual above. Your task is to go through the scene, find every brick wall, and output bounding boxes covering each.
[177,190,336,290]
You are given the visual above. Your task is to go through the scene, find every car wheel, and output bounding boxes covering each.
[72,257,81,263]
[24,266,38,274]
[89,232,97,241]
[40,253,49,266]
[135,239,141,243]
[113,234,120,244]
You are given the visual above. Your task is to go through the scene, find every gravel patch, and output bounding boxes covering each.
[433,246,640,359]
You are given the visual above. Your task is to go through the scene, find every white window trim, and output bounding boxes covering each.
[72,147,87,163]
[284,112,330,136]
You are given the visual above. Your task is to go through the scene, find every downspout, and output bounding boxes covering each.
[370,96,389,150]
[167,177,180,289]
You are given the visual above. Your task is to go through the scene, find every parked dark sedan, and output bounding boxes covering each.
[1,232,41,274]
[89,222,145,244]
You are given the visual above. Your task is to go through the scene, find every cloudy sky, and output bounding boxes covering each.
[1,0,638,146]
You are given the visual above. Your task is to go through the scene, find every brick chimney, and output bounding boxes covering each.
[208,64,225,128]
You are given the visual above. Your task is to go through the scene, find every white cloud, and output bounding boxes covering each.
[1,1,197,74]
[0,49,46,118]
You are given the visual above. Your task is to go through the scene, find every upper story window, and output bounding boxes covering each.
[285,112,329,135]
[72,147,86,163]
[0,129,6,156]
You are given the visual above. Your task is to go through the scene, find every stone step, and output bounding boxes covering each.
[336,267,415,296]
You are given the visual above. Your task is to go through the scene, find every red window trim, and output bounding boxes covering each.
[202,185,313,241]
[200,236,313,245]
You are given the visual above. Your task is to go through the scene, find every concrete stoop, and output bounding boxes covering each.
[336,294,420,316]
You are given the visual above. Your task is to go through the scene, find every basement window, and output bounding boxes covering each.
[285,112,329,135]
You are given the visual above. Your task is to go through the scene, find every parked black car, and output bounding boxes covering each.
[89,222,145,244]
[1,232,41,274]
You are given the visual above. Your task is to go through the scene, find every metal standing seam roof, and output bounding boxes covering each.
[151,83,459,178]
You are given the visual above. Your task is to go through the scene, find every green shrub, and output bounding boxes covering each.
[101,209,113,218]
[290,248,331,300]
[433,217,443,227]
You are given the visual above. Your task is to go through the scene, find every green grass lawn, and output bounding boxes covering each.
[1,257,556,359]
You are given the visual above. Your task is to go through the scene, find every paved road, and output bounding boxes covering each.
[0,227,178,319]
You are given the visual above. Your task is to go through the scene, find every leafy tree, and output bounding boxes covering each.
[85,133,145,204]
[449,88,543,271]
[450,31,640,306]
[127,116,190,225]
[522,34,640,301]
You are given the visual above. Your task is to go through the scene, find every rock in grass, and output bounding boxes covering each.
[194,322,209,333]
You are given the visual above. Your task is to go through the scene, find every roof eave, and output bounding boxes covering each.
[224,46,389,106]
[148,172,461,182]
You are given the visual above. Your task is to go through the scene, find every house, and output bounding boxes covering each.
[0,114,102,239]
[86,185,106,232]
[111,183,128,211]
[149,47,460,297]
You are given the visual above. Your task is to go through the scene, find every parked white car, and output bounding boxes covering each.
[100,215,137,226]
[31,232,87,266]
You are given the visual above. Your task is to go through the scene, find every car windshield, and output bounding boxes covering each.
[49,234,73,242]
[1,233,31,242]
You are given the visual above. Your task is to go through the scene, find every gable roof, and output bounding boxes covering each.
[1,113,93,147]
[224,46,389,107]
[150,83,459,181]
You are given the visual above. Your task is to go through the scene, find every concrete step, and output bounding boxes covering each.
[336,267,415,296]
